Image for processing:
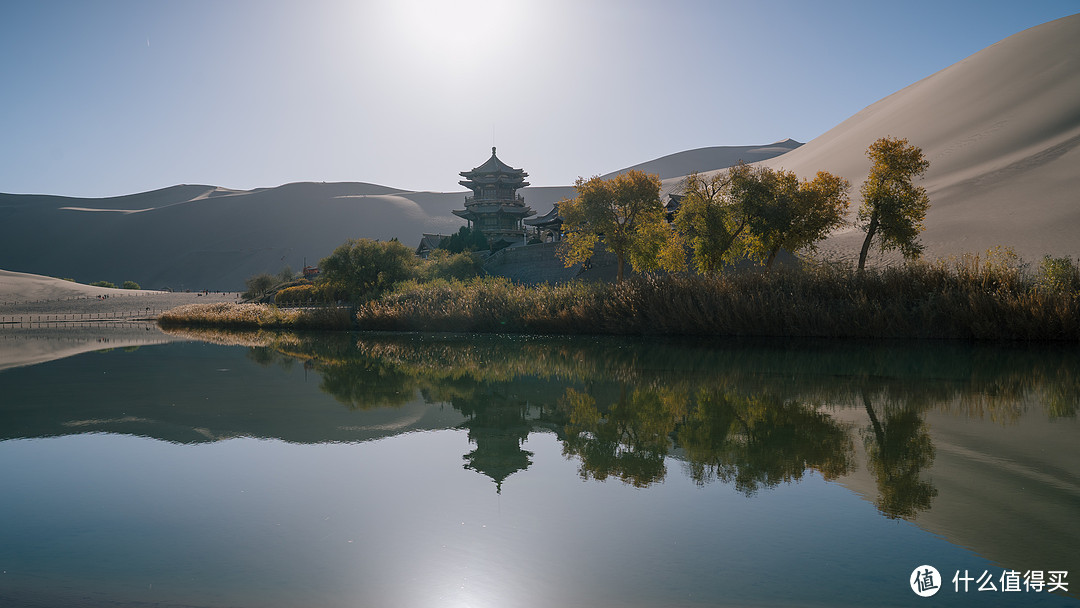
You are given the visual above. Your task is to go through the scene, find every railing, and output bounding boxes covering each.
[464,195,527,206]
[0,311,164,329]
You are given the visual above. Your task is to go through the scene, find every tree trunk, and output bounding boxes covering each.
[862,390,885,446]
[765,247,779,271]
[858,213,879,271]
[616,253,625,282]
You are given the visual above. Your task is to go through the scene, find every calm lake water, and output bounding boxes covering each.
[1,330,1077,607]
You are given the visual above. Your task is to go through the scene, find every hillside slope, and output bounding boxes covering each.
[754,13,1080,263]
[603,139,802,180]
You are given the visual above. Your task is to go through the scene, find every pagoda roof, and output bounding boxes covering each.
[524,203,561,226]
[460,147,529,181]
[453,205,535,220]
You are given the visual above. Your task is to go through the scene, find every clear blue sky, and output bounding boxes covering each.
[1,0,1076,198]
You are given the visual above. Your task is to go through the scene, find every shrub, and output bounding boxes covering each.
[121,280,141,290]
[1038,255,1080,294]
[438,225,489,253]
[319,238,419,301]
[275,283,329,305]
[421,249,484,282]
[90,281,116,288]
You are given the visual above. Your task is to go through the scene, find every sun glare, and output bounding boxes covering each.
[372,0,531,69]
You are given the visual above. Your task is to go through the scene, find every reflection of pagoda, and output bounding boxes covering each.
[454,147,535,246]
[457,393,534,493]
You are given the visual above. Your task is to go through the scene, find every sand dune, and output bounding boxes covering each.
[751,13,1080,263]
[604,139,802,180]
[0,183,467,290]
[0,268,162,302]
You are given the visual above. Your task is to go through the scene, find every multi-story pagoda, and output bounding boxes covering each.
[454,147,535,246]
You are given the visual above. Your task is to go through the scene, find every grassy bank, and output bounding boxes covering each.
[158,302,356,330]
[159,255,1080,341]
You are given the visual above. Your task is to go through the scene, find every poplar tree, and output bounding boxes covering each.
[674,166,753,275]
[857,136,931,270]
[557,170,682,282]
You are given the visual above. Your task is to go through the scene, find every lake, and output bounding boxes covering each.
[1,329,1077,607]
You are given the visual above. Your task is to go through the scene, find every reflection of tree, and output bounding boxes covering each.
[863,392,937,519]
[560,387,686,487]
[317,360,417,410]
[678,391,854,494]
[558,386,854,492]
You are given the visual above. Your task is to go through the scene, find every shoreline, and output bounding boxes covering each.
[156,269,1080,342]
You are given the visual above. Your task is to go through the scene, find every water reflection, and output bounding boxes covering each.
[6,327,1078,523]
[863,394,937,519]
[186,329,1078,524]
[4,329,1079,604]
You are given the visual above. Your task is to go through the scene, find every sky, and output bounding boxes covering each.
[1,0,1077,198]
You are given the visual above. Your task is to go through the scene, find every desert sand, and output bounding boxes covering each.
[748,13,1080,263]
[0,269,235,370]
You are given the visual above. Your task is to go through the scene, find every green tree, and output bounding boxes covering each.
[557,170,682,281]
[244,273,276,299]
[90,281,116,288]
[278,265,294,283]
[422,249,484,281]
[857,136,930,270]
[739,166,850,269]
[319,238,419,301]
[674,168,753,275]
[439,226,489,253]
[121,280,141,290]
[673,171,743,276]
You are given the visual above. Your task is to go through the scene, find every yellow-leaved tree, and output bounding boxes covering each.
[556,170,684,281]
[738,166,851,270]
[857,136,930,270]
[673,166,757,275]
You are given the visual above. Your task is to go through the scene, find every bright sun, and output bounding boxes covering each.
[371,0,531,69]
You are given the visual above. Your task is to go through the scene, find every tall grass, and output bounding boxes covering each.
[356,253,1080,340]
[158,302,356,330]
[160,251,1080,341]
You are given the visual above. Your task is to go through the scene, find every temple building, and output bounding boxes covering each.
[524,202,563,242]
[454,147,535,247]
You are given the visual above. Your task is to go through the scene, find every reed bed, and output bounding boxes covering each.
[160,253,1080,341]
[158,302,356,330]
[355,258,1080,341]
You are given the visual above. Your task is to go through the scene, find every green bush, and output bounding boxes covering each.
[1038,255,1080,294]
[90,281,116,288]
[438,226,489,253]
[275,283,330,305]
[121,281,141,290]
[422,249,484,282]
[319,238,419,302]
